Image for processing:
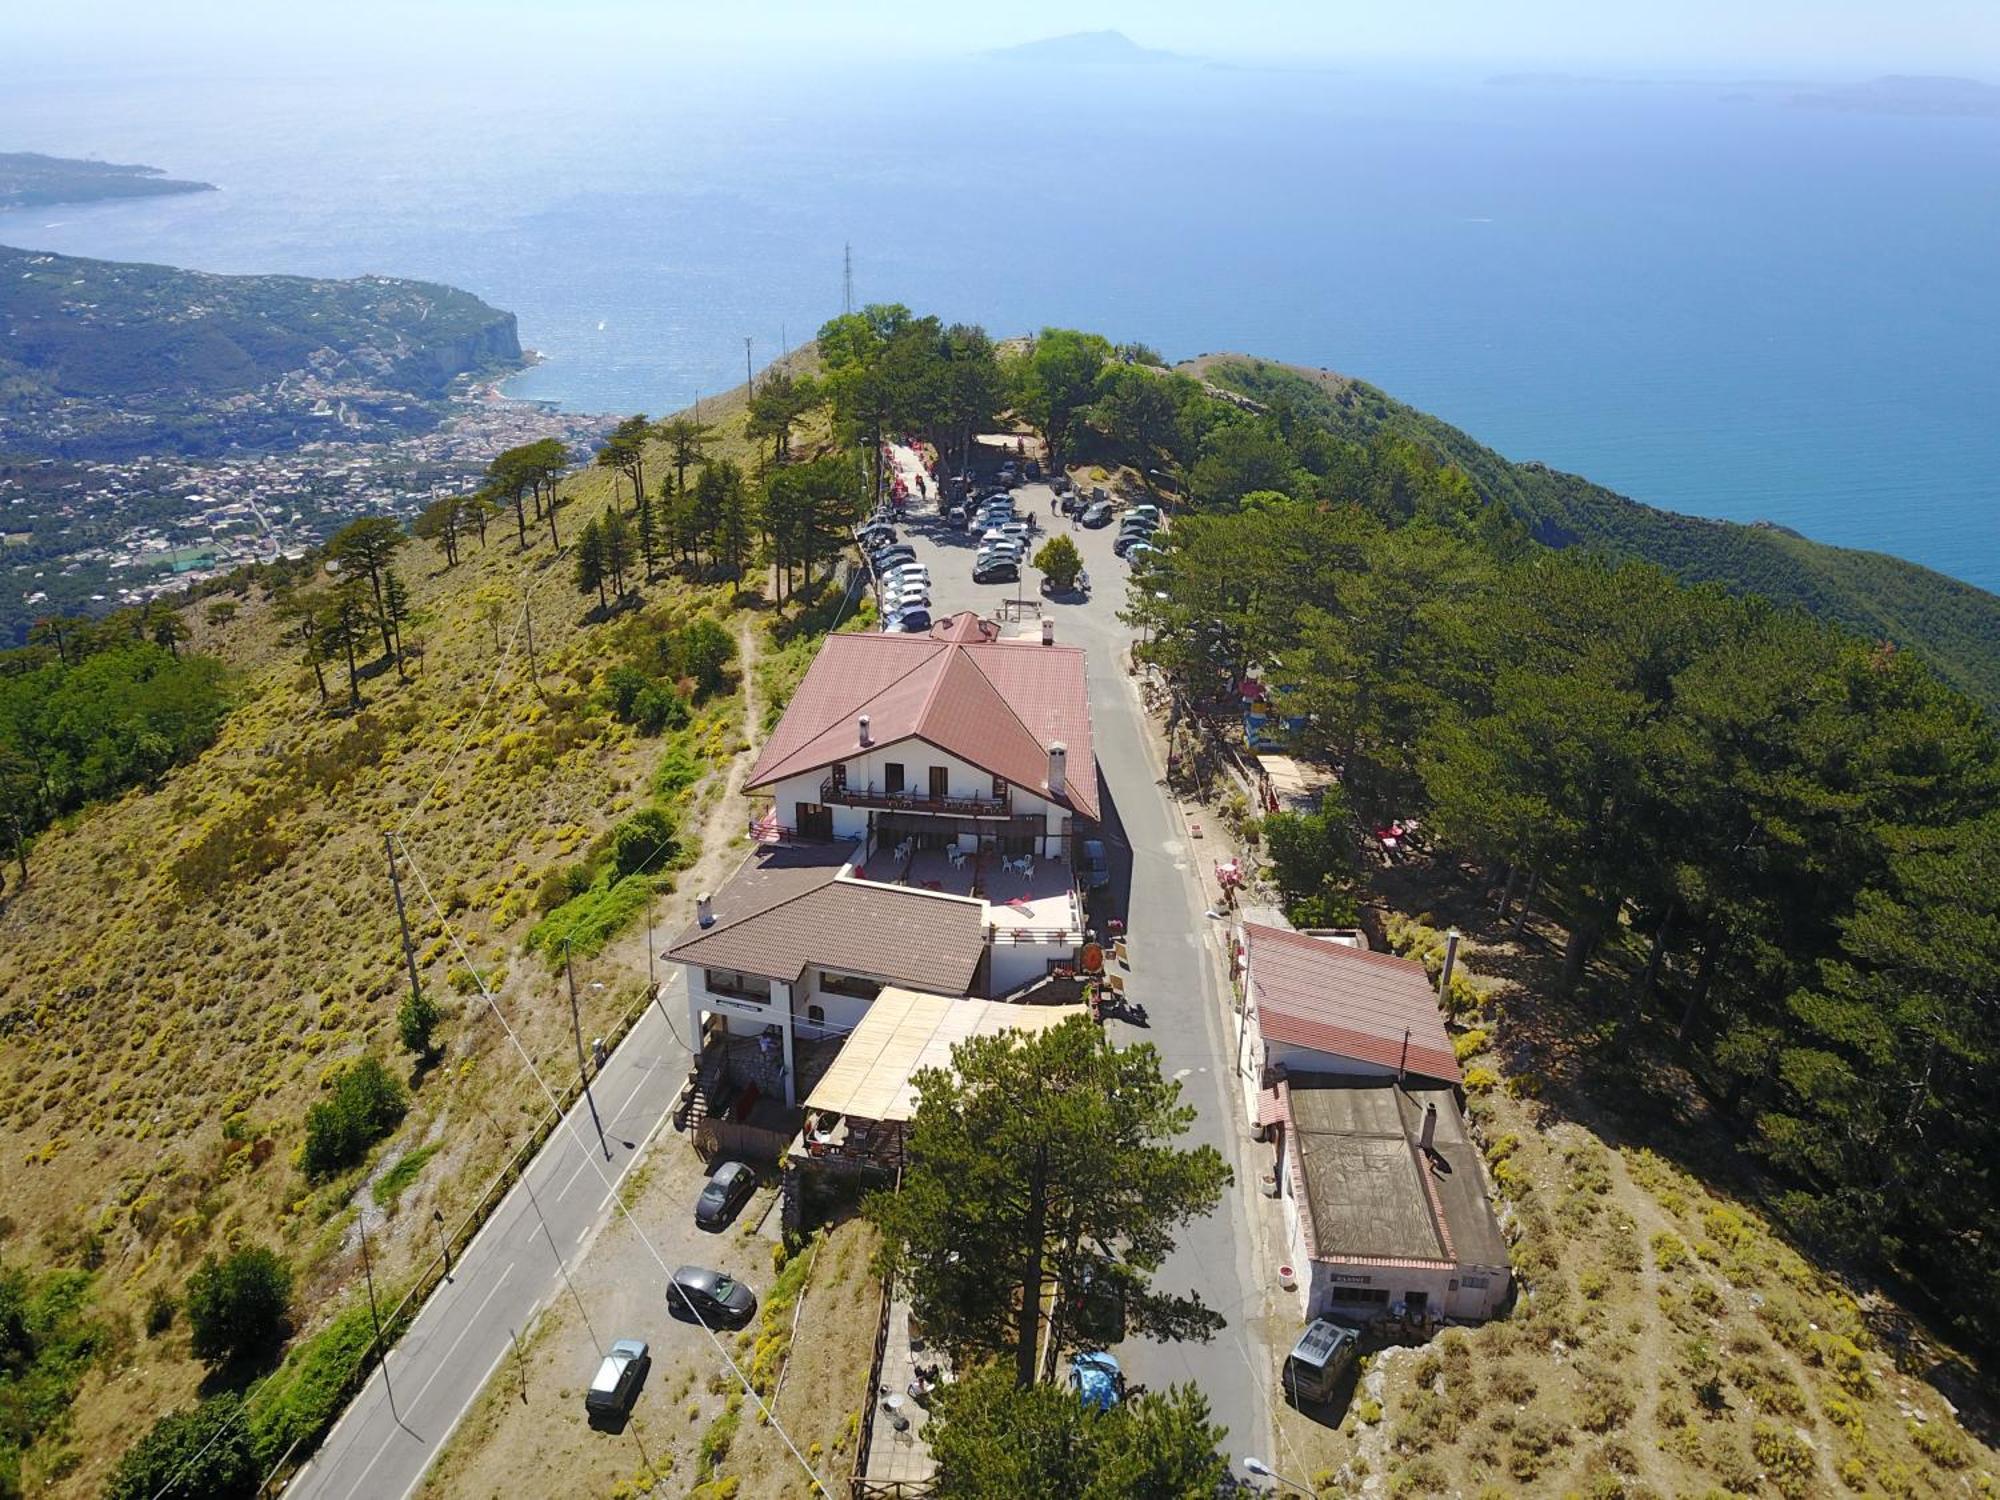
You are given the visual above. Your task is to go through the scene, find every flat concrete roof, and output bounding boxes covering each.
[1287,1075,1509,1270]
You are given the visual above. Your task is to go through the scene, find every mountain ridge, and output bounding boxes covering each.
[1181,352,2000,709]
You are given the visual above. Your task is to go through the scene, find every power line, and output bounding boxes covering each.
[394,835,830,1496]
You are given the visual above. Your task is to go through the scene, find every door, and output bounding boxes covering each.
[885,762,905,794]
[796,803,833,840]
[929,766,949,802]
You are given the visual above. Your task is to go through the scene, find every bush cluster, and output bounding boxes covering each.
[300,1056,407,1181]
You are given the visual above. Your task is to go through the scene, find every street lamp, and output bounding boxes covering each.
[432,1209,452,1281]
[1242,1456,1313,1496]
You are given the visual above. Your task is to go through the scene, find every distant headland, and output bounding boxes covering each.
[0,151,217,212]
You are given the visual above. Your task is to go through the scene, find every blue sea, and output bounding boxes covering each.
[2,56,1997,589]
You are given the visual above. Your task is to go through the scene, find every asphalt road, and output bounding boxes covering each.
[889,475,1275,1467]
[284,977,692,1500]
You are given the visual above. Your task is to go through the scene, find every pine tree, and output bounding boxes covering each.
[574,518,608,611]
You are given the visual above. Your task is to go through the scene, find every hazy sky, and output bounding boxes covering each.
[6,0,1997,74]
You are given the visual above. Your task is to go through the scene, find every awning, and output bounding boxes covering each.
[804,988,1088,1123]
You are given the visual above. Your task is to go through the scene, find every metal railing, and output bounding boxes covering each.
[820,776,1010,817]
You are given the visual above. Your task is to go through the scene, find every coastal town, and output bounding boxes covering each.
[1,380,610,639]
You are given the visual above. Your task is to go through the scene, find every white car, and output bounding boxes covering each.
[881,584,930,610]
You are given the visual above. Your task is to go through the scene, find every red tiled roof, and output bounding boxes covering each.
[747,612,1099,822]
[1244,923,1461,1084]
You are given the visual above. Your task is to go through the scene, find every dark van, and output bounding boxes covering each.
[1283,1319,1359,1405]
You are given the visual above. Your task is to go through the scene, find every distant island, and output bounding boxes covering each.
[0,151,216,211]
[1792,74,2000,117]
[986,30,1185,65]
[0,244,524,459]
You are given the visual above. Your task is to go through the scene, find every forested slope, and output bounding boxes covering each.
[1182,354,2000,709]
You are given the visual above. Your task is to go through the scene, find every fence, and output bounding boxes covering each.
[849,1268,899,1498]
[256,978,670,1496]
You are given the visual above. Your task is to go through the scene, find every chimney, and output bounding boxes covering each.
[696,892,714,928]
[1041,617,1055,646]
[1420,1101,1438,1154]
[1439,927,1462,995]
[1047,741,1067,799]
[858,713,872,747]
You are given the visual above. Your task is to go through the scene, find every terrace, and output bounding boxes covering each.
[818,773,1011,818]
[853,846,1083,944]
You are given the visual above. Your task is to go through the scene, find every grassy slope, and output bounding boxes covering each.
[1181,354,2000,710]
[0,373,795,1495]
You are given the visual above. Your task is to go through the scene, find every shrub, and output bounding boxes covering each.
[145,1289,177,1336]
[1751,1421,1817,1499]
[186,1247,291,1367]
[1652,1231,1690,1273]
[611,807,677,877]
[106,1394,259,1500]
[1453,1028,1490,1062]
[300,1056,407,1181]
[1908,1418,1969,1470]
[244,1299,381,1465]
[1462,1066,1499,1095]
[396,988,441,1059]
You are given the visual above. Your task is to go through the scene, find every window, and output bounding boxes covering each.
[807,1004,825,1024]
[1459,1275,1490,1290]
[1329,1286,1390,1307]
[820,972,883,1001]
[705,968,772,1003]
[884,762,905,794]
[929,765,949,801]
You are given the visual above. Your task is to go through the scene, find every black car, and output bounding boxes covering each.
[585,1338,651,1419]
[669,1265,758,1327]
[973,556,1020,583]
[1080,501,1113,528]
[695,1160,757,1229]
[859,525,897,549]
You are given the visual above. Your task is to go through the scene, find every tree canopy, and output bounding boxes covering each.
[866,1016,1230,1387]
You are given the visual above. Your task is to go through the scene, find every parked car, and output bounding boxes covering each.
[857,521,897,543]
[1118,513,1159,533]
[881,588,931,614]
[973,556,1020,583]
[978,541,1025,563]
[1080,501,1113,527]
[1124,504,1161,525]
[585,1338,652,1418]
[1283,1319,1360,1406]
[1081,839,1111,890]
[668,1266,757,1327]
[695,1160,757,1229]
[870,546,916,571]
[1113,533,1152,558]
[1123,541,1159,563]
[882,606,933,633]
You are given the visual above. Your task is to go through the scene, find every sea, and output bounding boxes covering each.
[2,55,1997,589]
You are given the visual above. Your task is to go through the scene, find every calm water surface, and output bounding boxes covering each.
[2,60,1995,587]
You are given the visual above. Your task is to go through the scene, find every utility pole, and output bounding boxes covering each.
[385,832,423,1021]
[843,242,853,315]
[360,1216,395,1418]
[564,940,612,1160]
[744,337,754,397]
[510,1326,528,1403]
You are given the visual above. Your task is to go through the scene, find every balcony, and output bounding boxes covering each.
[819,775,1010,818]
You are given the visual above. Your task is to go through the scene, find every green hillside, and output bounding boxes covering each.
[1182,354,2000,709]
[0,245,523,457]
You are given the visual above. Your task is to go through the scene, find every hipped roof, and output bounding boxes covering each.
[747,611,1099,821]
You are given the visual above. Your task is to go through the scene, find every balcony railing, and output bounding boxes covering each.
[819,776,1010,817]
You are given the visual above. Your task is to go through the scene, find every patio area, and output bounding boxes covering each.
[855,846,1081,936]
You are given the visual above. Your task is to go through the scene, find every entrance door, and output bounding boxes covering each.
[796,803,833,840]
[928,766,950,802]
[1404,1290,1429,1316]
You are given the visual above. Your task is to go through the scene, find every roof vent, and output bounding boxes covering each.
[858,713,872,747]
[1041,617,1055,646]
[1420,1101,1438,1153]
[1047,741,1067,799]
[696,892,714,928]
